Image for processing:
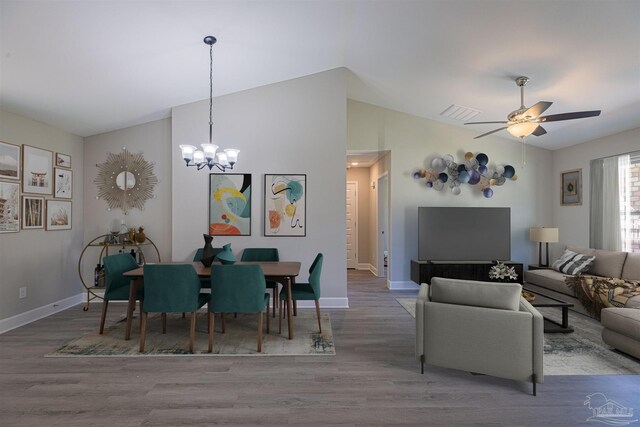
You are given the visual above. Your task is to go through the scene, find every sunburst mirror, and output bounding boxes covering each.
[94,148,158,214]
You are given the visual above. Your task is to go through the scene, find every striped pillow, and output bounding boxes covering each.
[552,249,596,275]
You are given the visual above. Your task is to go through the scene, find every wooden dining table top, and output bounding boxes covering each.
[124,261,302,278]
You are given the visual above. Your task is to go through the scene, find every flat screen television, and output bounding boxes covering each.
[418,207,511,261]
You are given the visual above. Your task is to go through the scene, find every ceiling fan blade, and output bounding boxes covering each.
[538,110,601,123]
[531,125,547,136]
[474,127,508,139]
[523,101,553,119]
[464,121,509,125]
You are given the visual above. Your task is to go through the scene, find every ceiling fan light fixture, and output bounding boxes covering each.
[507,122,538,138]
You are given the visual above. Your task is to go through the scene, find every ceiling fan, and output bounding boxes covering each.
[465,76,601,139]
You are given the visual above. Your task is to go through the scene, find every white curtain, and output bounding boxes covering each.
[619,154,632,252]
[601,156,621,251]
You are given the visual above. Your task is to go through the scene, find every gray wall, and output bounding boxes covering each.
[83,118,172,265]
[0,109,84,321]
[172,69,349,306]
[550,127,640,260]
[347,99,554,287]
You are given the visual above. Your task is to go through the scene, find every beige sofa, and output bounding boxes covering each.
[416,277,544,395]
[524,247,640,360]
[523,247,640,311]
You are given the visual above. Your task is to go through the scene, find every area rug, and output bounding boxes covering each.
[47,311,334,357]
[396,298,640,375]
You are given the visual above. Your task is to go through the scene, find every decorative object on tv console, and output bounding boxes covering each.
[178,36,239,172]
[413,152,516,198]
[94,148,158,215]
[489,261,518,282]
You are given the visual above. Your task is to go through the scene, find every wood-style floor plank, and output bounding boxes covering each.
[0,270,639,426]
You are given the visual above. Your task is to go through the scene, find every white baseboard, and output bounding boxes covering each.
[294,297,349,309]
[356,263,372,271]
[388,280,419,290]
[0,292,84,334]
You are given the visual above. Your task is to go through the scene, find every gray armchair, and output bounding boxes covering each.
[416,277,544,395]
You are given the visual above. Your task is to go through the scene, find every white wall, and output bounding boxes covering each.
[172,69,348,306]
[83,118,172,264]
[0,109,84,322]
[348,100,554,287]
[551,127,640,260]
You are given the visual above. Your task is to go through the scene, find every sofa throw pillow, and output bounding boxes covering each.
[552,249,596,275]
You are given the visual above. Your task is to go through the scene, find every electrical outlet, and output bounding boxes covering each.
[19,287,27,299]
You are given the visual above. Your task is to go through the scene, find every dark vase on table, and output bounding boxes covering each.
[201,234,215,267]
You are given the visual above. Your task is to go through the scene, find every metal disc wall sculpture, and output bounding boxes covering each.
[94,148,158,214]
[413,152,516,198]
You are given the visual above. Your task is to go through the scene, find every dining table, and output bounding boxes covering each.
[123,261,301,341]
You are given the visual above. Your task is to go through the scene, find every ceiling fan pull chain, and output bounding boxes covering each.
[521,137,527,168]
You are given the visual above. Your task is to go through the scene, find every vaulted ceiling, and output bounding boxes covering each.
[1,1,638,149]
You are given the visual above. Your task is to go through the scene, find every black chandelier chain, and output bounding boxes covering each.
[209,42,213,144]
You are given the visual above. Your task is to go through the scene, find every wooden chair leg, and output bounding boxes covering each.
[182,312,185,319]
[257,312,263,352]
[315,299,322,333]
[208,312,215,353]
[139,312,148,353]
[162,312,167,334]
[189,312,196,353]
[293,300,298,316]
[221,313,226,334]
[99,300,109,334]
[278,299,283,334]
[266,300,270,334]
[139,299,144,333]
[272,289,277,318]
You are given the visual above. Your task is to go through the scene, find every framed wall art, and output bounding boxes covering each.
[54,167,72,199]
[0,181,20,233]
[561,169,582,206]
[264,174,306,237]
[208,173,251,236]
[0,141,21,180]
[46,199,72,230]
[22,196,44,229]
[22,145,53,195]
[55,152,71,168]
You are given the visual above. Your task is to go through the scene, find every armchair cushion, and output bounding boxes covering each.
[430,277,522,311]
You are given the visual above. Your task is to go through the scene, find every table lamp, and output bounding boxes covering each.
[529,227,559,267]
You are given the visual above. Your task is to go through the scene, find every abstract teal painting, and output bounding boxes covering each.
[264,174,306,236]
[209,174,251,235]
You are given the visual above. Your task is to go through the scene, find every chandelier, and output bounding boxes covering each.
[179,36,239,172]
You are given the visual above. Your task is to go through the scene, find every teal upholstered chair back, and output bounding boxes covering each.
[210,265,267,313]
[143,264,203,312]
[240,248,279,262]
[103,253,139,301]
[308,253,324,297]
[193,247,223,262]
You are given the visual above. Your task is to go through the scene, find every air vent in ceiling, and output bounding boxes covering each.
[440,104,482,121]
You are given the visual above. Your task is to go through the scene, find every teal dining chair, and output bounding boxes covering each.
[139,264,208,353]
[241,248,280,317]
[100,253,142,335]
[209,264,270,352]
[280,253,324,333]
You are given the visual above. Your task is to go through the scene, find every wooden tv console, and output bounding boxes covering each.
[410,260,524,285]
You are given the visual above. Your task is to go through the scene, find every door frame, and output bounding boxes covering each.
[377,172,389,279]
[346,180,358,269]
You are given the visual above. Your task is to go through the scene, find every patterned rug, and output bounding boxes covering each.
[396,298,640,375]
[47,311,334,357]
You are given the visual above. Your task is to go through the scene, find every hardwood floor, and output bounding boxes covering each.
[1,269,639,426]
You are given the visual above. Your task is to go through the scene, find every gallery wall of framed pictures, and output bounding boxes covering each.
[0,140,73,234]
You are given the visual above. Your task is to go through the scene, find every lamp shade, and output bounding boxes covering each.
[529,227,559,243]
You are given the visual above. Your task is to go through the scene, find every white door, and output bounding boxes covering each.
[346,181,358,269]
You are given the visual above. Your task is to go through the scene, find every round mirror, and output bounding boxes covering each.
[116,171,136,190]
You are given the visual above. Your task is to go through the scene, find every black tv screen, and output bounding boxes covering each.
[418,207,511,261]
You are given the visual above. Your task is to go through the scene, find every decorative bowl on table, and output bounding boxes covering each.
[522,290,536,303]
